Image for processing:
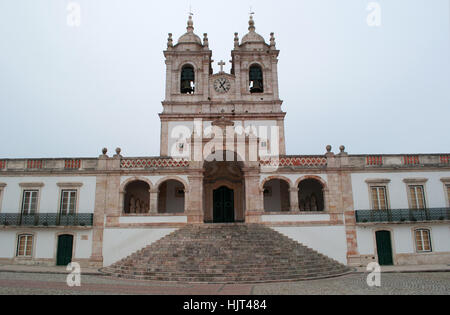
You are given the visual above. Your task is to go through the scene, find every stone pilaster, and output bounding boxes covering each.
[243,167,262,223]
[160,120,169,157]
[90,174,107,267]
[187,174,203,223]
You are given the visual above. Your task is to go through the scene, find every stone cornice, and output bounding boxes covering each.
[365,178,391,184]
[161,100,284,106]
[403,178,429,184]
[19,182,45,188]
[57,182,84,188]
[159,113,286,121]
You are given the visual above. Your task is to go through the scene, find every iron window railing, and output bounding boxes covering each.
[355,208,450,223]
[0,213,93,227]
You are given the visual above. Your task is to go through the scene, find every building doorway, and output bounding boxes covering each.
[375,230,393,266]
[56,234,73,266]
[213,186,235,223]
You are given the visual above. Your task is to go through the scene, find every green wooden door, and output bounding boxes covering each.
[57,234,73,266]
[213,186,235,223]
[375,230,393,266]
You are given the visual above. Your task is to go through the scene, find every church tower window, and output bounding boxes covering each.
[180,64,195,94]
[249,64,263,93]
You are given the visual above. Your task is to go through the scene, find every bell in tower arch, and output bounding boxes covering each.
[249,64,264,93]
[180,64,195,94]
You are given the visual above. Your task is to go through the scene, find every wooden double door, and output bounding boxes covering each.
[213,186,235,223]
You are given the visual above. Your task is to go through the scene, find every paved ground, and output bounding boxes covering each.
[0,271,448,295]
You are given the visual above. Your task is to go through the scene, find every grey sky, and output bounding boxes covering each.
[0,0,449,158]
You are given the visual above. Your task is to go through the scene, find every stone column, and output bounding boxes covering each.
[187,174,203,223]
[149,188,159,214]
[289,187,299,212]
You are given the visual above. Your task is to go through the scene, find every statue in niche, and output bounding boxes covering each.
[305,197,311,211]
[135,199,141,213]
[299,199,305,211]
[143,202,149,213]
[129,196,136,213]
[311,194,318,211]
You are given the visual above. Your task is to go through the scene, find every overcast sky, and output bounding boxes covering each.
[0,0,449,158]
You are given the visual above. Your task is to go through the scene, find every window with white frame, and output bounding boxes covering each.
[21,190,38,215]
[371,186,388,210]
[409,185,426,209]
[415,229,432,252]
[16,234,33,257]
[60,190,77,215]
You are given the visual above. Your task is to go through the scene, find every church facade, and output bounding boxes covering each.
[0,16,449,270]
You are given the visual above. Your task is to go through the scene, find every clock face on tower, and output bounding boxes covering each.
[213,77,231,93]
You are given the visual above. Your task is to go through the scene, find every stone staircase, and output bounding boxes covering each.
[101,224,352,283]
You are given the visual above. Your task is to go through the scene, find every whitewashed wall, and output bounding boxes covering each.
[0,230,93,261]
[351,171,450,210]
[0,176,97,214]
[272,226,347,264]
[102,228,177,266]
[357,224,450,257]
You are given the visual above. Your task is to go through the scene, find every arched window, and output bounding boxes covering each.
[180,65,195,94]
[263,179,290,212]
[123,180,150,214]
[298,178,325,211]
[158,179,185,213]
[249,64,263,93]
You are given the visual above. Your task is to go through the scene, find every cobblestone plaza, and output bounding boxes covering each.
[0,271,448,295]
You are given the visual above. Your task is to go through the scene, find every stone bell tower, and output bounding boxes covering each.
[160,14,286,158]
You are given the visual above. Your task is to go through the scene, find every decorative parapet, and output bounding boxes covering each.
[366,155,383,166]
[260,156,327,167]
[64,159,81,169]
[120,158,189,169]
[27,159,43,169]
[403,155,420,165]
[440,155,450,164]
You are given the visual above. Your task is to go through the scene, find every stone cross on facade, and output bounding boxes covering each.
[218,60,225,73]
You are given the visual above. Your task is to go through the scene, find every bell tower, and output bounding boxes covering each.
[160,14,286,157]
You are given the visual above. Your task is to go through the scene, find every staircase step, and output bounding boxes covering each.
[101,223,352,283]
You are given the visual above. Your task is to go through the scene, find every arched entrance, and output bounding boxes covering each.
[157,179,186,214]
[123,180,150,214]
[213,186,235,223]
[263,178,291,212]
[203,151,245,223]
[298,178,325,211]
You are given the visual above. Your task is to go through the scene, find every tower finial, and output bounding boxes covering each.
[187,6,194,32]
[248,9,255,32]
